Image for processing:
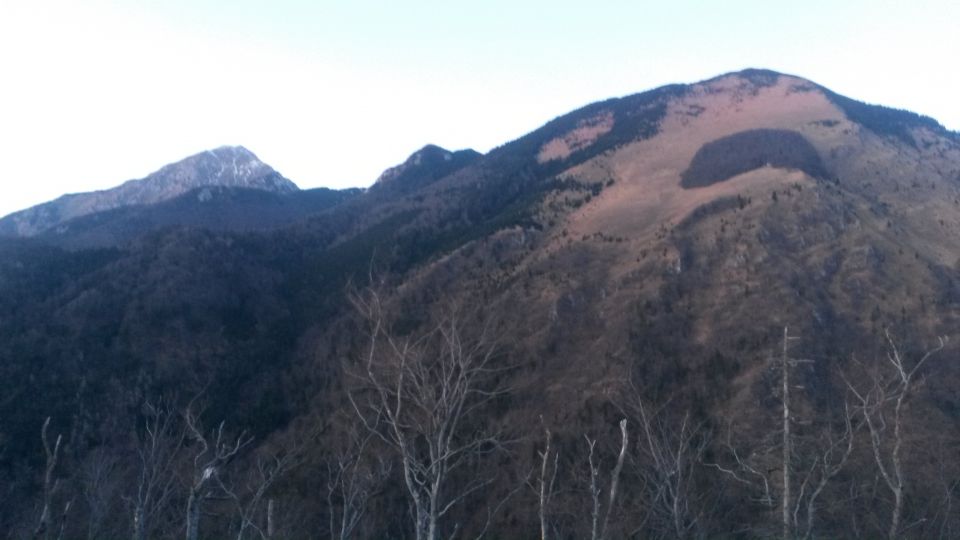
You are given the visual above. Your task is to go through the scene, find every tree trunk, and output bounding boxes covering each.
[782,327,792,540]
[427,491,438,540]
[266,498,275,540]
[133,506,146,540]
[185,491,200,540]
[539,429,552,540]
[600,419,628,540]
[889,486,902,539]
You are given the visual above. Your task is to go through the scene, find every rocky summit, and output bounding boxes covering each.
[0,145,297,237]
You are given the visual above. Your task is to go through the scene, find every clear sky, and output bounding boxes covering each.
[1,0,957,218]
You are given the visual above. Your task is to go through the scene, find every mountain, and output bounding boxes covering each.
[0,145,298,237]
[371,144,482,194]
[2,69,960,539]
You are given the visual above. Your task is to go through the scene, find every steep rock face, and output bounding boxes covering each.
[0,146,297,236]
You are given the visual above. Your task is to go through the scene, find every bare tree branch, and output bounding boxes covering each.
[182,403,254,540]
[844,332,946,539]
[125,398,186,540]
[345,285,508,540]
[32,417,65,540]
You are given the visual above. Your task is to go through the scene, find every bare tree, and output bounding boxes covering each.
[706,426,775,511]
[708,327,854,539]
[32,417,71,540]
[216,420,318,540]
[221,441,308,540]
[127,399,185,540]
[932,438,960,540]
[584,419,628,540]
[79,446,122,540]
[346,286,507,540]
[788,401,855,540]
[183,405,253,540]
[530,424,559,540]
[624,395,709,540]
[324,424,391,540]
[779,328,796,539]
[843,330,946,539]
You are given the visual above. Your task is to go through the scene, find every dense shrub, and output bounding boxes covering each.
[681,129,828,188]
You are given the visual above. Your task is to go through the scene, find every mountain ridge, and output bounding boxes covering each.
[0,145,298,237]
[35,185,361,249]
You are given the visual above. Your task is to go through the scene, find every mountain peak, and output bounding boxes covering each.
[0,146,298,237]
[728,67,786,81]
[377,145,455,183]
[205,145,260,162]
[146,146,295,193]
[697,68,954,145]
[373,145,482,193]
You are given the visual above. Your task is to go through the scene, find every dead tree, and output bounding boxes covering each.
[127,399,185,540]
[324,423,392,540]
[624,395,709,540]
[708,327,854,539]
[33,417,60,539]
[779,328,796,539]
[183,406,253,540]
[791,402,855,540]
[32,417,71,540]
[844,331,946,540]
[707,427,775,509]
[346,287,507,540]
[530,424,559,540]
[221,443,306,540]
[584,419,628,540]
[770,326,825,539]
[707,328,800,536]
[933,438,960,540]
[79,446,122,540]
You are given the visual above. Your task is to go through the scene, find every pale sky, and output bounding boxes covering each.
[1,0,958,218]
